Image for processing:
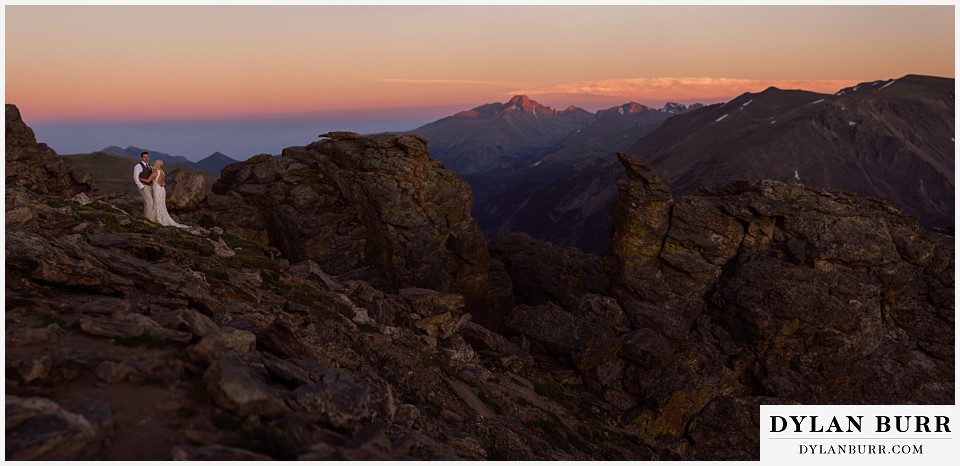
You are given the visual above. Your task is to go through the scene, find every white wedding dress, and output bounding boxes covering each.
[152,170,188,228]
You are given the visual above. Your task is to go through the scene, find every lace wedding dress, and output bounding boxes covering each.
[152,170,188,228]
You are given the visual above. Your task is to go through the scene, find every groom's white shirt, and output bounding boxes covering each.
[134,162,148,189]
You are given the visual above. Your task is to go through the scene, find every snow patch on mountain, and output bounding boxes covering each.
[660,102,688,114]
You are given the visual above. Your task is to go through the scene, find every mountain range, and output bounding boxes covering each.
[626,74,953,228]
[407,95,595,175]
[407,95,702,209]
[101,145,239,176]
[422,75,954,253]
[408,95,700,177]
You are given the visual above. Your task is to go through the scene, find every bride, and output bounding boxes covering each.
[144,160,188,228]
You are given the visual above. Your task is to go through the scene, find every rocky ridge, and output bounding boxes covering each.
[6,104,93,196]
[5,105,954,460]
[6,175,646,461]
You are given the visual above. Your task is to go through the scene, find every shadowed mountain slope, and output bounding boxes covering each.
[409,95,595,174]
[194,151,240,176]
[477,75,955,253]
[627,74,954,233]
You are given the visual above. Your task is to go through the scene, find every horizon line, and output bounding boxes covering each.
[17,96,726,125]
[17,74,921,124]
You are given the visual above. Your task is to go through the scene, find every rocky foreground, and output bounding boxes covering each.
[4,104,954,460]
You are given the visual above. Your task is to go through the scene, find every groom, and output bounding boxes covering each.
[133,151,154,219]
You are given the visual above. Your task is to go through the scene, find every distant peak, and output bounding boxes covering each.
[508,95,536,106]
[505,95,541,111]
[660,102,687,114]
[621,102,653,114]
[561,105,588,115]
[599,102,654,116]
[501,95,556,115]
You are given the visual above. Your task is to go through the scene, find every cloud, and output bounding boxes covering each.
[508,77,860,102]
[377,78,527,87]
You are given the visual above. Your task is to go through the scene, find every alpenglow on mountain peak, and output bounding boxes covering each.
[504,95,550,113]
[598,102,654,116]
[467,94,583,118]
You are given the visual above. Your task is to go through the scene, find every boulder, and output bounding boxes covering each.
[163,168,206,210]
[202,133,494,326]
[203,354,288,416]
[5,396,97,460]
[288,370,371,430]
[171,444,272,460]
[93,361,136,383]
[6,325,60,347]
[398,288,471,338]
[400,288,465,317]
[257,318,311,358]
[9,355,53,384]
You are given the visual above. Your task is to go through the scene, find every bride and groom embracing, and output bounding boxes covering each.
[133,151,188,228]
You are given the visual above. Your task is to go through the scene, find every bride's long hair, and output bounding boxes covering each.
[152,160,164,170]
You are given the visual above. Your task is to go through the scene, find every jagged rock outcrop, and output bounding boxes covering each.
[197,132,495,326]
[486,153,952,459]
[603,153,954,458]
[6,104,93,196]
[608,154,674,305]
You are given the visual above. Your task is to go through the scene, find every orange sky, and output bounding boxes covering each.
[5,5,955,122]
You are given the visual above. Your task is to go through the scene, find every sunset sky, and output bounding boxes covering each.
[4,4,955,160]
